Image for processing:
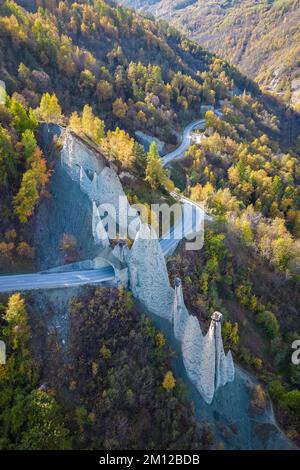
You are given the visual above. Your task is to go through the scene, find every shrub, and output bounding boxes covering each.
[222,320,239,350]
[162,371,176,390]
[268,380,286,402]
[255,310,280,340]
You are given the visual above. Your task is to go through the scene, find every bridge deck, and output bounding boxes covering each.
[0,267,115,293]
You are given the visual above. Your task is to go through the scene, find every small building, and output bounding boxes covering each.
[191,132,207,145]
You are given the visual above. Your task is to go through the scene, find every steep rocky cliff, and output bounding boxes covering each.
[34,128,138,270]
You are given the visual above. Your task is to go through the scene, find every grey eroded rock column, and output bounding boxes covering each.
[127,223,174,321]
[172,279,235,404]
[212,311,235,390]
[172,278,189,342]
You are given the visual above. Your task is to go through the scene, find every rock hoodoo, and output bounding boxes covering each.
[127,223,174,321]
[127,223,235,404]
[172,277,189,342]
[173,279,235,404]
[61,131,140,246]
[185,312,234,404]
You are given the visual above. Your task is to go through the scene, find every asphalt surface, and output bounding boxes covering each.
[0,267,115,293]
[162,118,205,166]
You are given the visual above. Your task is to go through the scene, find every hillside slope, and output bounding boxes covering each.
[1,0,300,451]
[1,0,242,144]
[1,0,298,253]
[120,0,300,108]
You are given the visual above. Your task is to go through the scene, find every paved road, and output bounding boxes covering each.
[162,108,223,166]
[162,119,205,166]
[160,198,206,256]
[0,267,115,293]
[0,203,203,293]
